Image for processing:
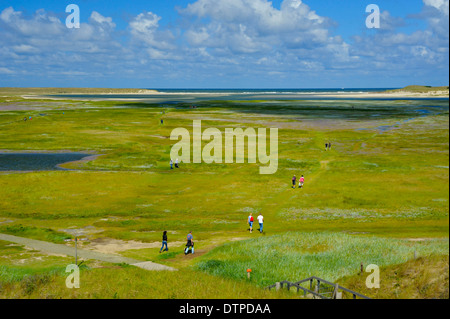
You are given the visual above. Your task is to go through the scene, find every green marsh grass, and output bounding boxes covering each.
[337,254,449,299]
[0,96,448,298]
[195,232,449,287]
[0,240,73,284]
[0,264,296,299]
[0,224,71,243]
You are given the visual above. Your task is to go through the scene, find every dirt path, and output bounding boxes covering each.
[0,233,176,271]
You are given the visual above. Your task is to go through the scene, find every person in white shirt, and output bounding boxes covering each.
[257,213,264,233]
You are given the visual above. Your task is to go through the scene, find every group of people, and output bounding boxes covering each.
[170,159,179,169]
[160,230,195,255]
[247,213,264,233]
[325,142,332,151]
[159,212,265,256]
[292,175,305,189]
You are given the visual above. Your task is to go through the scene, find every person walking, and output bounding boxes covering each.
[299,175,305,188]
[257,213,264,233]
[185,231,194,255]
[175,158,179,168]
[170,159,173,169]
[292,175,296,189]
[248,213,254,233]
[159,231,169,253]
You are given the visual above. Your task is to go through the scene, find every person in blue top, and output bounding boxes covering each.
[185,231,194,255]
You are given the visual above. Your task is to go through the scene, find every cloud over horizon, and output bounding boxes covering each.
[0,0,448,88]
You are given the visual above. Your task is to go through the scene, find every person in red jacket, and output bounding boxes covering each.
[248,213,254,233]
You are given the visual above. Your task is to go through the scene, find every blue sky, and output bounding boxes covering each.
[0,0,448,88]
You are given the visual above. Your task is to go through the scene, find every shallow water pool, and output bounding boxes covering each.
[0,152,91,171]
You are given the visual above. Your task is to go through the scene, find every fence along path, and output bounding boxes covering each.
[267,276,370,299]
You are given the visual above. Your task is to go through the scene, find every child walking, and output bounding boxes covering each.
[299,175,305,188]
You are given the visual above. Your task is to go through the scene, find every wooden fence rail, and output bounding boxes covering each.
[267,276,371,299]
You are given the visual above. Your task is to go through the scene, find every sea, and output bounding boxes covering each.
[45,88,449,103]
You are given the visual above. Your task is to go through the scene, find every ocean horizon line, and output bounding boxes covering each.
[146,87,396,91]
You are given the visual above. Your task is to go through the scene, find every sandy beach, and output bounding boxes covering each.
[323,90,449,99]
[18,91,448,103]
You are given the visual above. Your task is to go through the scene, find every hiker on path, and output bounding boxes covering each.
[299,175,305,188]
[159,231,169,253]
[185,231,194,255]
[170,159,173,169]
[292,175,296,189]
[257,213,264,233]
[248,213,254,233]
[175,158,179,168]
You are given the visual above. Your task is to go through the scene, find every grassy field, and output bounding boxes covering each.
[0,91,448,299]
[0,244,294,299]
[338,254,449,299]
[195,232,448,286]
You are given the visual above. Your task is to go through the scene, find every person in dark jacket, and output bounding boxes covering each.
[160,231,169,253]
[185,231,194,255]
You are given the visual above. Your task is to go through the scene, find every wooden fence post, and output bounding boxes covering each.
[332,283,338,299]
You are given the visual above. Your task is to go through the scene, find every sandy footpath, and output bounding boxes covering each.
[0,233,176,271]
